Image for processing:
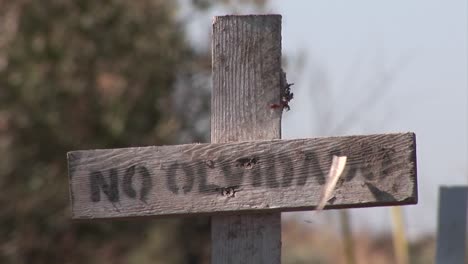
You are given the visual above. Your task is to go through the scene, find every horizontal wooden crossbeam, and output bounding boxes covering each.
[67,132,417,220]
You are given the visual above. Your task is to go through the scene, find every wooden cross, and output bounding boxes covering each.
[67,15,417,263]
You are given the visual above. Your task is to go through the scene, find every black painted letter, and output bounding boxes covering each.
[123,165,153,202]
[89,168,119,202]
[165,162,180,194]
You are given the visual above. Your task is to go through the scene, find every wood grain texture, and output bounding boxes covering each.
[211,15,283,143]
[210,14,282,264]
[436,186,468,264]
[211,214,281,263]
[67,132,417,219]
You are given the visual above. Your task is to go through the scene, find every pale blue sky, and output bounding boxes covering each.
[269,0,467,238]
[182,0,467,238]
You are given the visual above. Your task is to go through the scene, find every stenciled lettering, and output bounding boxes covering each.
[198,161,220,193]
[181,164,195,194]
[221,160,244,187]
[264,154,279,188]
[89,168,119,202]
[279,153,294,187]
[165,161,196,194]
[87,147,396,199]
[341,145,395,181]
[297,151,325,186]
[89,165,152,203]
[122,165,152,202]
[166,162,180,194]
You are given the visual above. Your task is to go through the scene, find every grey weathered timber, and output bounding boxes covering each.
[210,14,282,264]
[212,214,281,263]
[436,186,468,264]
[68,126,417,220]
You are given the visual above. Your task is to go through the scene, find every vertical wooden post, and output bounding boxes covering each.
[436,186,468,264]
[211,15,282,263]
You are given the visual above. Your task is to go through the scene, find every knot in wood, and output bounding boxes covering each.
[205,160,215,168]
[221,187,236,198]
[235,157,258,169]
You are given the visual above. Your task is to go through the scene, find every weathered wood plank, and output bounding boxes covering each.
[67,132,417,219]
[210,14,283,264]
[436,186,468,264]
[211,214,281,263]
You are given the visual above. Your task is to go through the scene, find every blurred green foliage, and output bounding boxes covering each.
[0,0,226,263]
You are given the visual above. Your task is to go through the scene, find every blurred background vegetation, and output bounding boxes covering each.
[0,0,222,263]
[0,0,437,263]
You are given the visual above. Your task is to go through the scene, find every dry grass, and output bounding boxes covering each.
[282,219,436,264]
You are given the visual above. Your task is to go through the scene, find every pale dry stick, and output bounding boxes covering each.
[340,210,357,264]
[304,155,347,225]
[391,206,409,264]
[316,155,347,211]
[306,156,351,262]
